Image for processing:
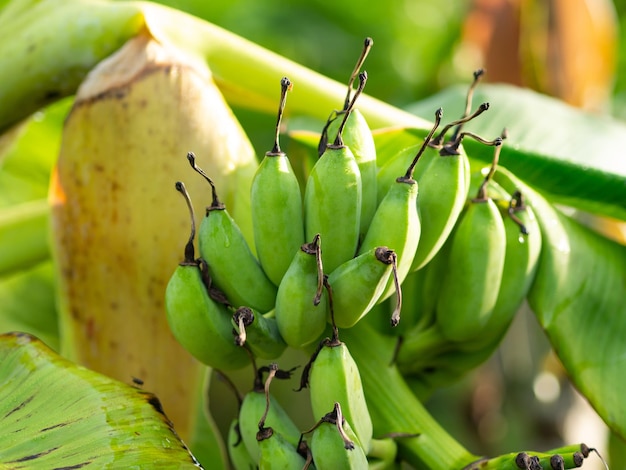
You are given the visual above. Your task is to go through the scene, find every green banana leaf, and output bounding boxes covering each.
[0,331,201,468]
[492,167,626,442]
[407,84,626,222]
[0,97,69,207]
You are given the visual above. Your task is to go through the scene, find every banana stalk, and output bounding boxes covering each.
[342,321,478,469]
[49,29,258,443]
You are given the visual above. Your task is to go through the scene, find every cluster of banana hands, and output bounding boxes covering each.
[164,40,605,470]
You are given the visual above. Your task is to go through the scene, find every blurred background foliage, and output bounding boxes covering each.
[141,0,624,465]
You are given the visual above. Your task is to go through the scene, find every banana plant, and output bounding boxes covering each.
[0,0,625,469]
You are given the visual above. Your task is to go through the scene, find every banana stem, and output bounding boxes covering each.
[140,4,430,130]
[341,321,478,469]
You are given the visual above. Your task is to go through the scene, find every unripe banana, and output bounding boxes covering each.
[327,246,397,328]
[250,77,305,286]
[275,234,328,349]
[239,364,303,464]
[321,38,377,238]
[435,142,507,343]
[256,427,307,470]
[164,182,249,371]
[308,402,369,470]
[359,108,443,302]
[49,31,258,437]
[460,190,542,352]
[227,418,256,470]
[232,306,287,360]
[304,73,367,272]
[410,70,490,271]
[189,153,277,312]
[303,334,373,452]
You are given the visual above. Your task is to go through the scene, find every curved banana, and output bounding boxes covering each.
[308,402,369,470]
[250,76,304,286]
[189,153,277,312]
[164,182,249,371]
[409,139,472,272]
[431,217,502,345]
[410,71,490,271]
[359,108,443,302]
[239,365,303,464]
[304,333,373,452]
[321,38,377,238]
[327,246,397,329]
[461,190,542,352]
[275,234,328,349]
[435,142,507,343]
[304,74,366,272]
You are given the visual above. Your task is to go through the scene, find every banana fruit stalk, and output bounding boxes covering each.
[49,30,258,440]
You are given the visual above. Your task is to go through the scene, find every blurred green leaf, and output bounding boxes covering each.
[0,97,71,207]
[494,167,626,442]
[0,261,58,350]
[146,0,470,107]
[408,84,626,221]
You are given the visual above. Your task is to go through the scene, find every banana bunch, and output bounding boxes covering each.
[393,134,543,388]
[159,42,605,464]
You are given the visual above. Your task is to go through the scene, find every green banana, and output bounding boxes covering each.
[358,108,443,302]
[227,418,256,470]
[434,142,507,343]
[409,71,490,271]
[189,153,277,311]
[307,402,369,470]
[407,134,474,272]
[326,246,397,328]
[304,73,366,272]
[321,37,377,239]
[232,307,287,360]
[256,426,307,470]
[164,182,249,371]
[460,189,542,352]
[275,234,328,349]
[250,76,305,286]
[303,332,373,452]
[239,364,303,464]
